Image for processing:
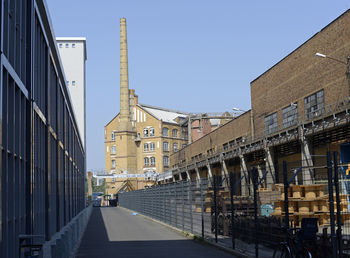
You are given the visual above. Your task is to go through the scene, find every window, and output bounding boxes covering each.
[182,144,187,149]
[72,43,76,48]
[143,143,149,152]
[162,127,168,137]
[111,145,116,155]
[163,156,169,167]
[172,129,178,138]
[149,128,155,137]
[143,128,149,137]
[150,142,155,151]
[163,141,169,152]
[264,112,278,135]
[72,81,76,86]
[111,160,116,168]
[304,90,324,120]
[173,143,178,152]
[111,132,115,141]
[150,157,155,166]
[283,104,298,128]
[144,157,149,166]
[65,43,69,48]
[59,43,63,48]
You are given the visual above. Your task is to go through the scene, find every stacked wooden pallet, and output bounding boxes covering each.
[194,190,254,215]
[272,184,350,227]
[258,187,281,205]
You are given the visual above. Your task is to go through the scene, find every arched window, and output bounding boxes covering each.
[111,145,116,154]
[163,141,169,152]
[150,157,155,166]
[143,143,149,152]
[173,143,178,152]
[163,156,169,167]
[111,132,115,141]
[144,157,149,166]
[150,142,155,151]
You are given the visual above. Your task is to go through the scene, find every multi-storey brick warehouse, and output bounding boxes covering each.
[104,18,234,194]
[104,89,188,193]
[251,10,350,137]
[170,9,350,191]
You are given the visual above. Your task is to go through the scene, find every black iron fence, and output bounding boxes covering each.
[119,151,350,258]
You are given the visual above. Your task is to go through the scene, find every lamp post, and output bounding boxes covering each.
[315,52,350,95]
[232,107,246,112]
[232,107,246,116]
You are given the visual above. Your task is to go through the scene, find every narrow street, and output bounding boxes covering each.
[76,207,236,258]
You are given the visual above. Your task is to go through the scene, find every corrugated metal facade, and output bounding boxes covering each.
[0,0,86,257]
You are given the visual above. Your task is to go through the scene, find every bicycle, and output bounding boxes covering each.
[273,218,317,258]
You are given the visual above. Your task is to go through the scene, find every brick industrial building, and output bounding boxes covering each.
[169,9,350,193]
[104,19,233,194]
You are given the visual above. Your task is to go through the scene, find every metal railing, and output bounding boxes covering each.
[120,151,350,258]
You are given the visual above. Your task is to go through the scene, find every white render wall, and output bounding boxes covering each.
[56,37,87,149]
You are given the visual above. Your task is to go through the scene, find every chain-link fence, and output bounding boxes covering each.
[119,151,349,258]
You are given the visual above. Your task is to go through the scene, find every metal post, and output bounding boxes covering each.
[168,185,171,225]
[213,175,218,243]
[190,181,193,234]
[283,161,289,232]
[334,151,343,258]
[253,168,259,258]
[229,172,235,249]
[200,179,204,238]
[163,186,165,222]
[327,151,337,258]
[182,181,184,231]
[175,183,177,228]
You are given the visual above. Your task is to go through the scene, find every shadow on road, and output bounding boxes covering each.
[75,208,235,258]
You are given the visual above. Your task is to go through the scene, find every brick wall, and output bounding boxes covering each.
[171,111,252,166]
[251,10,350,136]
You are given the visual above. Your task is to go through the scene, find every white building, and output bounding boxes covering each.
[56,37,87,148]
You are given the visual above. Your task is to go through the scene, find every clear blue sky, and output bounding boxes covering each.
[46,0,350,171]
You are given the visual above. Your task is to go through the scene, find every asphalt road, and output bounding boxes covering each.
[75,207,236,258]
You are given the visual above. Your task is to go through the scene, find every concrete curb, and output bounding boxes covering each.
[119,206,254,258]
[42,205,93,258]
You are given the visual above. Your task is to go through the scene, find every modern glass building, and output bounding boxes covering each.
[0,1,86,257]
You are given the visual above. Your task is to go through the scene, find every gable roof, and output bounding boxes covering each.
[139,104,189,124]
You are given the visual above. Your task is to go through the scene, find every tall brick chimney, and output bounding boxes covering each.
[118,18,132,131]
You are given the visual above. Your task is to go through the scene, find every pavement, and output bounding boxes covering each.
[75,207,237,258]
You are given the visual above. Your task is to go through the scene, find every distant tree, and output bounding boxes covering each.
[92,177,105,193]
